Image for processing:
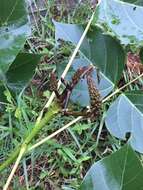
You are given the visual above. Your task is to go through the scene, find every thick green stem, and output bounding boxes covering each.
[0,146,21,172]
[0,102,60,172]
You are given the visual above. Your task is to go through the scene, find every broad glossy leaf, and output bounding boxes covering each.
[6,53,41,90]
[57,59,114,106]
[54,21,125,84]
[105,91,143,153]
[95,0,143,46]
[80,145,143,190]
[0,0,31,73]
[122,0,143,6]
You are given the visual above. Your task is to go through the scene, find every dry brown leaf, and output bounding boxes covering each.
[127,52,143,75]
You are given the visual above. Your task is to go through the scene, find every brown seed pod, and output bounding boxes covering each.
[71,66,93,87]
[49,72,58,92]
[86,74,102,120]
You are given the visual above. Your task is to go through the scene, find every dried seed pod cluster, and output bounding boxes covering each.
[49,72,61,99]
[86,74,102,121]
[71,66,90,87]
[49,72,58,92]
[71,68,82,84]
[48,66,102,121]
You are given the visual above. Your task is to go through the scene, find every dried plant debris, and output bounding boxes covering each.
[127,52,143,75]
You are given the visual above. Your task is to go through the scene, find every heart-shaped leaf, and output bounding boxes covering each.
[57,58,114,106]
[105,91,143,153]
[0,0,31,73]
[80,145,143,190]
[95,0,143,46]
[6,53,41,90]
[0,53,41,102]
[54,21,125,84]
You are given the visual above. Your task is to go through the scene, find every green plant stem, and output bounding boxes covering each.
[0,102,60,172]
[0,146,21,172]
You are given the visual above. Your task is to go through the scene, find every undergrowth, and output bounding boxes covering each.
[1,0,143,189]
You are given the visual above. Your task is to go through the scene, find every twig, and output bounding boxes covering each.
[3,146,27,190]
[102,72,143,103]
[29,116,83,151]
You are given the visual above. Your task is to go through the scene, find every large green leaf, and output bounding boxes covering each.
[54,21,125,84]
[105,91,143,153]
[57,59,114,106]
[0,0,31,73]
[0,53,41,102]
[122,0,143,6]
[95,0,143,46]
[80,145,143,190]
[6,53,41,90]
